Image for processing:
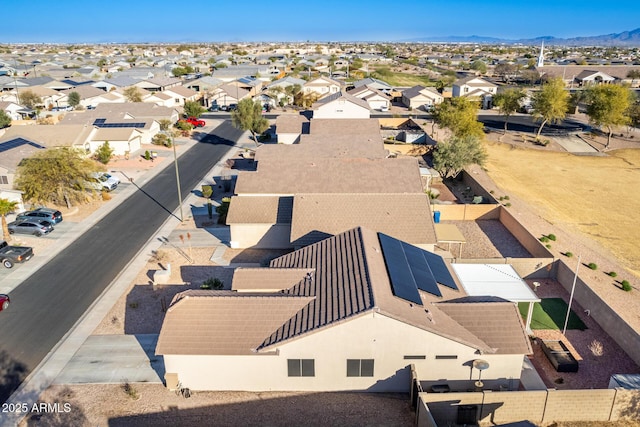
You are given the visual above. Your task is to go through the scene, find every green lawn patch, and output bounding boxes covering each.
[518,298,587,331]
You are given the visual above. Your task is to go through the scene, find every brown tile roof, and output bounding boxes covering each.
[225,196,293,224]
[275,114,308,134]
[254,137,386,162]
[537,65,640,80]
[312,91,371,111]
[156,290,314,356]
[289,193,437,247]
[232,268,314,292]
[264,227,495,353]
[235,157,423,195]
[0,124,93,148]
[436,300,533,355]
[309,118,381,136]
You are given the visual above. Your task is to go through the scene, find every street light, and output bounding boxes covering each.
[172,135,183,222]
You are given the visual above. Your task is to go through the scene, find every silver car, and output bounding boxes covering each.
[8,220,54,237]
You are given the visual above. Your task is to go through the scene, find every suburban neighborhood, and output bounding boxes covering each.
[0,36,640,427]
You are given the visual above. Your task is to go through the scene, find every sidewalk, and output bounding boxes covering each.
[2,121,250,427]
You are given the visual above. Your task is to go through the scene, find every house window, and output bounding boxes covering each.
[435,355,458,360]
[287,359,315,377]
[464,87,469,93]
[347,359,374,377]
[0,176,8,184]
[403,355,426,360]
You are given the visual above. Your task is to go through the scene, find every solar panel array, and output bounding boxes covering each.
[0,137,46,153]
[92,118,145,128]
[378,232,458,305]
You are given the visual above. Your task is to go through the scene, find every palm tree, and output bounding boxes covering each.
[0,198,19,242]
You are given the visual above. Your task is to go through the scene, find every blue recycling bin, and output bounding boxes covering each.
[433,211,441,223]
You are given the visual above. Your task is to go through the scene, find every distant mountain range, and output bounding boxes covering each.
[408,28,640,47]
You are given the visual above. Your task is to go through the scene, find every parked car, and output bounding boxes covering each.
[379,105,389,112]
[208,104,219,112]
[8,220,54,237]
[90,172,120,191]
[181,117,205,127]
[0,240,34,268]
[17,208,63,224]
[0,294,9,311]
[228,104,238,111]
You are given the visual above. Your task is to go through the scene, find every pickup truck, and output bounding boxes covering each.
[0,240,34,268]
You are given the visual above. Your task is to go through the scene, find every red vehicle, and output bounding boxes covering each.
[182,117,205,127]
[0,294,9,311]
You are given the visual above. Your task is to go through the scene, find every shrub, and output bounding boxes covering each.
[201,185,213,199]
[608,271,617,278]
[622,280,632,292]
[175,120,193,131]
[201,277,224,290]
[545,244,552,249]
[504,202,511,207]
[539,236,550,243]
[95,141,114,164]
[121,382,139,400]
[565,252,573,257]
[144,150,151,160]
[101,191,112,201]
[216,197,231,224]
[503,195,510,200]
[588,263,598,270]
[547,234,556,241]
[151,133,172,147]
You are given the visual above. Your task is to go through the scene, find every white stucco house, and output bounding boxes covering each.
[452,76,497,109]
[311,91,370,119]
[401,86,444,111]
[156,227,532,392]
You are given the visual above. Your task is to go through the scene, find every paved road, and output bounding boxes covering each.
[0,121,242,403]
[478,113,590,135]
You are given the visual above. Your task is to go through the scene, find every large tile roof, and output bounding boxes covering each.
[308,118,380,136]
[157,227,531,356]
[275,114,308,134]
[289,193,437,247]
[235,157,423,195]
[254,137,386,162]
[156,291,314,355]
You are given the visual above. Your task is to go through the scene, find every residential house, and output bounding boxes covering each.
[0,101,32,121]
[452,76,498,109]
[302,76,343,99]
[311,91,370,119]
[208,84,249,107]
[134,77,182,93]
[401,86,444,111]
[161,85,200,107]
[156,227,531,392]
[0,137,47,189]
[92,76,141,92]
[347,85,391,111]
[352,77,392,94]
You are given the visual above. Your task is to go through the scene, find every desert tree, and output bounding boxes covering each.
[123,87,143,103]
[67,91,81,108]
[15,148,101,208]
[0,110,11,129]
[231,99,269,147]
[585,84,635,148]
[0,198,19,242]
[183,100,205,118]
[432,135,487,179]
[531,77,569,139]
[94,141,114,164]
[18,90,42,109]
[432,97,484,139]
[493,88,526,133]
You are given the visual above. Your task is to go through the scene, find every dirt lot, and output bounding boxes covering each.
[482,137,640,278]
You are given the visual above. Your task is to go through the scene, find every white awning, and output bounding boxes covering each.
[451,264,540,302]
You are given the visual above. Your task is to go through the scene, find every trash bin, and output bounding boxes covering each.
[433,211,441,223]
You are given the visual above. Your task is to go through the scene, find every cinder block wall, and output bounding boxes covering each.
[480,390,546,425]
[556,260,640,367]
[543,389,616,423]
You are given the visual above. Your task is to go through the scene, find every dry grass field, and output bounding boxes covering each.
[483,141,640,277]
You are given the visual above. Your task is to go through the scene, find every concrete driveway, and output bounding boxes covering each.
[54,335,163,384]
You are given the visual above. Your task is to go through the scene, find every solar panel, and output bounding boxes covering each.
[92,118,145,128]
[422,250,458,290]
[93,118,106,125]
[378,233,423,305]
[0,138,46,153]
[403,242,442,297]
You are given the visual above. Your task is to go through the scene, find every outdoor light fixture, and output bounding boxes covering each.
[473,359,490,389]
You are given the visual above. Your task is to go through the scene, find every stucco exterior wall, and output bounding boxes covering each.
[162,312,524,392]
[229,223,292,249]
[313,101,370,119]
[276,132,300,144]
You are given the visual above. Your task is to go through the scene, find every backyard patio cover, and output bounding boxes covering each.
[451,263,540,331]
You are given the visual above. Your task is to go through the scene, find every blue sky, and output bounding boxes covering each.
[3,0,639,43]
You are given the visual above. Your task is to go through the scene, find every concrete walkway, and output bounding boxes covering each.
[553,135,599,153]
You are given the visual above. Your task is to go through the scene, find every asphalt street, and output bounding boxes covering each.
[0,121,242,403]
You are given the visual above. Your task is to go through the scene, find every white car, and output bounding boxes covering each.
[90,172,120,191]
[379,105,389,112]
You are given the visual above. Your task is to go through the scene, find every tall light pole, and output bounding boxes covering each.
[562,255,581,335]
